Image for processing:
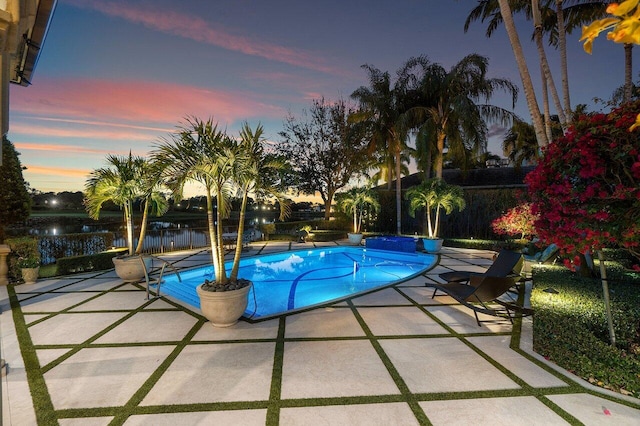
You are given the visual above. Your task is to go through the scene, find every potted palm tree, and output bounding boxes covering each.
[337,186,380,245]
[406,179,465,252]
[84,153,168,281]
[152,118,290,327]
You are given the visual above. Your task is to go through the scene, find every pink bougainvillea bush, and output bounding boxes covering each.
[525,101,640,267]
[491,202,538,240]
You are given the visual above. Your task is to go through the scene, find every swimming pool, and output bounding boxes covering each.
[158,247,437,320]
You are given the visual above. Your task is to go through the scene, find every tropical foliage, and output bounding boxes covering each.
[491,202,538,240]
[84,153,168,256]
[525,101,640,263]
[280,98,369,220]
[0,138,31,242]
[153,117,290,286]
[336,186,380,234]
[406,179,466,238]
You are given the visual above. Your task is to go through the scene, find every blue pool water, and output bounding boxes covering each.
[159,247,437,320]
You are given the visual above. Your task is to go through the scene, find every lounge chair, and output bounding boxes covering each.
[426,275,531,326]
[438,249,524,284]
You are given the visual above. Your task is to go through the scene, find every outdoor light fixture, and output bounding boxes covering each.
[543,287,559,294]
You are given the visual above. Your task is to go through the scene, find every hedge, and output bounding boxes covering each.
[55,248,128,275]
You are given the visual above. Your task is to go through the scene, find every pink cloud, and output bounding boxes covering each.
[14,142,110,155]
[11,77,285,128]
[25,165,90,179]
[10,123,158,142]
[65,0,347,76]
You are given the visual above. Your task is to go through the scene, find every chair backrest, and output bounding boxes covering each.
[485,250,524,277]
[538,244,559,263]
[467,275,518,302]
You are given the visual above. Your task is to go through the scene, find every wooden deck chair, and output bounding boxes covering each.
[435,250,524,299]
[426,275,531,326]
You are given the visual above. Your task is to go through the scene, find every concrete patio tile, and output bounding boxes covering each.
[36,348,71,368]
[279,402,420,426]
[19,291,98,312]
[285,307,365,338]
[141,342,276,405]
[23,314,49,324]
[547,393,640,425]
[68,291,150,312]
[397,286,457,305]
[467,336,568,388]
[357,306,448,336]
[421,265,454,276]
[44,345,175,409]
[192,318,280,341]
[380,337,520,393]
[420,396,567,425]
[59,416,114,426]
[281,340,400,399]
[143,298,180,310]
[94,311,198,344]
[427,305,513,334]
[400,275,428,286]
[124,410,267,425]
[29,313,128,345]
[351,288,413,306]
[13,278,81,293]
[50,279,125,292]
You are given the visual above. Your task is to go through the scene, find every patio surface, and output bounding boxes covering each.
[2,241,639,425]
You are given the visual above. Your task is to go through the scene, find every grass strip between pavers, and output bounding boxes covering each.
[265,316,286,425]
[347,299,432,426]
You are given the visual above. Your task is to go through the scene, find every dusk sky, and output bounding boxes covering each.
[9,0,635,200]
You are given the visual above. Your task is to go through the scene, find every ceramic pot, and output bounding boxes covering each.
[197,282,252,327]
[21,267,40,284]
[422,238,444,253]
[112,255,152,282]
[347,233,364,245]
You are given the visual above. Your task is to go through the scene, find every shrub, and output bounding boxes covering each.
[491,203,537,239]
[5,237,40,280]
[56,248,128,275]
[532,266,640,397]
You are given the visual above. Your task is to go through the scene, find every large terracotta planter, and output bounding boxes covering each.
[347,233,364,245]
[21,267,40,284]
[112,255,152,282]
[422,238,444,253]
[197,282,252,327]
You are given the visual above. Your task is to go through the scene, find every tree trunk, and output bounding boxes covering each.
[532,0,567,130]
[215,188,228,284]
[435,131,446,179]
[556,0,571,124]
[541,65,552,142]
[124,200,134,256]
[135,198,150,255]
[597,250,616,346]
[624,43,633,103]
[206,191,223,283]
[497,0,548,147]
[323,197,332,221]
[395,142,402,235]
[230,191,249,282]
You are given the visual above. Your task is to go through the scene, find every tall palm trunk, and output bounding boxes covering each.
[541,66,553,142]
[231,191,249,281]
[124,200,134,255]
[206,191,223,283]
[532,0,567,130]
[624,43,633,102]
[135,198,150,254]
[435,131,446,179]
[214,188,228,284]
[556,0,571,123]
[497,0,548,147]
[394,142,402,234]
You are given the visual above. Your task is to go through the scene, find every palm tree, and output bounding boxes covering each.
[351,64,410,235]
[336,186,381,234]
[135,160,169,254]
[84,152,166,256]
[405,179,466,239]
[502,119,540,168]
[152,117,237,284]
[230,122,290,281]
[412,54,518,179]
